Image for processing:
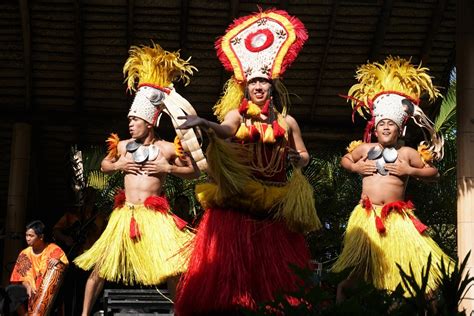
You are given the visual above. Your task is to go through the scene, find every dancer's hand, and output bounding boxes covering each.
[352,154,377,175]
[141,156,172,175]
[287,148,302,165]
[385,159,411,176]
[114,155,141,175]
[177,115,209,130]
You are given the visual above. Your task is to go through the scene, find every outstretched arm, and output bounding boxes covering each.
[177,109,241,139]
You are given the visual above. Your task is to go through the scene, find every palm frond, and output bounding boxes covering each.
[434,81,456,133]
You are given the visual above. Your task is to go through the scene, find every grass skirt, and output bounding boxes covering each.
[175,208,311,315]
[332,203,453,294]
[74,203,193,285]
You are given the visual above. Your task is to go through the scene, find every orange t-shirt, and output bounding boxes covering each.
[10,243,68,291]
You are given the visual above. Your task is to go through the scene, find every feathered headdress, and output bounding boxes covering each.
[123,42,197,125]
[213,8,308,121]
[122,42,207,170]
[346,56,444,161]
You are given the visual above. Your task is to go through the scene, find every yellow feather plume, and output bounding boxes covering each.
[213,77,245,122]
[123,42,197,92]
[348,56,441,116]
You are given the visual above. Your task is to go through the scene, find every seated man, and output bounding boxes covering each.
[332,57,453,301]
[8,220,68,315]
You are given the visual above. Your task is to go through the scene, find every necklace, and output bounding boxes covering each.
[367,145,398,175]
[126,140,160,163]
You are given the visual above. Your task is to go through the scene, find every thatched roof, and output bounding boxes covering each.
[0,0,456,220]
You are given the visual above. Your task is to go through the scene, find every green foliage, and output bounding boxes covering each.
[244,253,473,316]
[162,172,208,217]
[70,145,124,213]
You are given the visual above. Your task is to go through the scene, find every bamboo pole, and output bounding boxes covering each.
[457,0,474,313]
[1,123,32,286]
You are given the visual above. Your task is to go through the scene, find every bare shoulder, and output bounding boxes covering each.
[284,114,298,127]
[117,139,132,155]
[155,139,175,159]
[397,145,418,157]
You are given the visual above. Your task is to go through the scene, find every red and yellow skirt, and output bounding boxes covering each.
[74,194,193,285]
[332,199,453,294]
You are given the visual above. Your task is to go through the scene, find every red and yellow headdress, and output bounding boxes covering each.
[213,8,308,122]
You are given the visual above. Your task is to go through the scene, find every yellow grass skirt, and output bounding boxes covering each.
[332,203,453,294]
[74,203,193,285]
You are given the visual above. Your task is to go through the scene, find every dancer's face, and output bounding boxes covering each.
[375,119,400,147]
[128,116,153,141]
[247,78,271,106]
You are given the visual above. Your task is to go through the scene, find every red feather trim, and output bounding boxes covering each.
[375,215,386,234]
[129,215,141,240]
[381,201,406,219]
[144,196,170,213]
[215,8,308,79]
[272,120,286,139]
[363,118,375,143]
[114,190,126,209]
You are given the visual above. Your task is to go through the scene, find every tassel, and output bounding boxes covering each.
[263,124,275,143]
[361,195,372,212]
[261,99,270,116]
[172,214,188,231]
[274,168,322,233]
[375,215,386,234]
[235,122,250,141]
[247,101,261,117]
[129,215,141,240]
[272,120,286,139]
[238,98,249,114]
[249,125,260,142]
[114,189,126,209]
[409,215,428,234]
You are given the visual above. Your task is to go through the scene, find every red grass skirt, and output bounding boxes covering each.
[175,208,310,315]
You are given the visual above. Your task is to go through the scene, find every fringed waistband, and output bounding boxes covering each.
[361,196,428,235]
[113,190,188,235]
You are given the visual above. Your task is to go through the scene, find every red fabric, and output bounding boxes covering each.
[129,216,141,240]
[175,208,310,315]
